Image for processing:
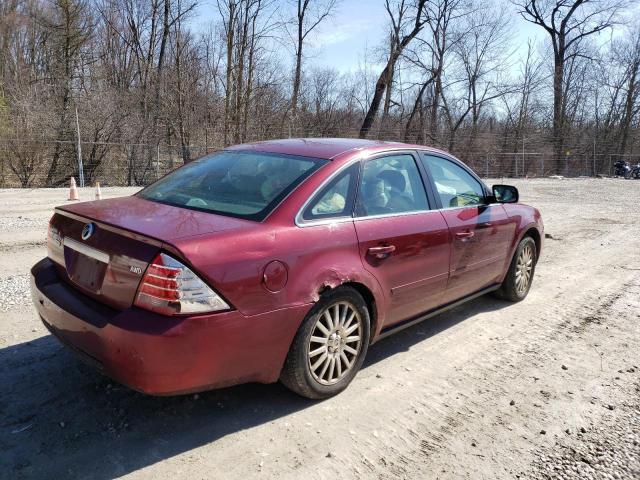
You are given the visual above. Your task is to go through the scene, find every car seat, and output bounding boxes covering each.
[376,169,414,212]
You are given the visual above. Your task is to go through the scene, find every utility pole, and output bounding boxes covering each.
[521,136,525,177]
[75,107,85,187]
[593,137,596,176]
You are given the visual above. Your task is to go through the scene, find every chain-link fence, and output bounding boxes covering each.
[1,137,638,188]
[0,140,213,188]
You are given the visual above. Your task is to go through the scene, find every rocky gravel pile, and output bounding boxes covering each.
[0,274,32,311]
[527,382,640,480]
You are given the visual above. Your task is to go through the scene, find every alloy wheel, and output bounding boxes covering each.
[515,244,534,294]
[307,301,363,385]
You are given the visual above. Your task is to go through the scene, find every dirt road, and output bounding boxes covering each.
[1,179,639,479]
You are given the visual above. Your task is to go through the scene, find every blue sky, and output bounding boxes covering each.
[307,0,546,72]
[192,0,552,73]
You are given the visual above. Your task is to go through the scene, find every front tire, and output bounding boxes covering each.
[495,236,537,302]
[280,287,370,399]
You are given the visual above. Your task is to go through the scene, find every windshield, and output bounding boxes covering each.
[139,150,327,221]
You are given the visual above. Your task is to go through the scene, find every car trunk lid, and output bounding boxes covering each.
[48,195,256,310]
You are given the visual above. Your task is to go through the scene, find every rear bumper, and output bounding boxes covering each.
[31,258,311,395]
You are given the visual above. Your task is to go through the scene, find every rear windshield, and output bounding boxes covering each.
[138,150,327,221]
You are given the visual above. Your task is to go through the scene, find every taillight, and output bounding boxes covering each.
[134,253,230,316]
[47,219,62,254]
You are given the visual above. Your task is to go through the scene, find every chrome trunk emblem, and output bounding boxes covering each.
[81,223,95,240]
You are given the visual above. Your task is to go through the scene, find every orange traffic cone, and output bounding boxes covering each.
[95,181,102,200]
[68,177,79,201]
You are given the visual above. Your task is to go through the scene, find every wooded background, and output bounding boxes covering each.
[0,0,638,187]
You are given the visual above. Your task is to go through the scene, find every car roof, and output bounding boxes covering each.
[225,138,449,161]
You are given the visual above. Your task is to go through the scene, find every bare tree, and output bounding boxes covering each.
[500,40,545,152]
[359,0,428,138]
[284,0,337,128]
[43,0,92,185]
[617,27,640,156]
[0,0,639,187]
[516,0,624,173]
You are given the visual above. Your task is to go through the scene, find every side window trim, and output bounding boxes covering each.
[353,150,431,219]
[412,150,439,210]
[418,152,488,210]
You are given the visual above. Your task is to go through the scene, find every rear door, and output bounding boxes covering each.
[353,152,450,327]
[418,153,515,303]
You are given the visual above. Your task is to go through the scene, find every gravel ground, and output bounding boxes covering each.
[0,275,31,312]
[529,383,640,480]
[0,180,639,480]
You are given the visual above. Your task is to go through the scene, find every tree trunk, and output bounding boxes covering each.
[404,81,429,142]
[359,58,395,138]
[291,5,304,124]
[619,58,639,156]
[429,72,442,142]
[552,53,565,175]
[223,2,236,146]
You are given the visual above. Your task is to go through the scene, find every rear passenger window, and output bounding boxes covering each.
[355,154,429,217]
[302,164,357,221]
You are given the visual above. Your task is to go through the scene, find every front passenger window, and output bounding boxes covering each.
[421,155,485,208]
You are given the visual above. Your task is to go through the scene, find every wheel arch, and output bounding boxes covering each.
[522,226,541,262]
[300,253,387,340]
[339,281,378,343]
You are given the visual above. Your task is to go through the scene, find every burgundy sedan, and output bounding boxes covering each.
[31,139,543,399]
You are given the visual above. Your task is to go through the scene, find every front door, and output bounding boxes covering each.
[419,154,515,303]
[353,152,451,327]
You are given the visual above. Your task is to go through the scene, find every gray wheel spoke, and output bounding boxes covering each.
[310,335,326,344]
[323,311,334,330]
[318,355,331,379]
[327,357,336,381]
[343,312,356,330]
[311,351,327,370]
[339,303,348,326]
[345,335,360,343]
[345,322,359,336]
[316,321,330,336]
[343,344,358,355]
[340,351,351,369]
[309,345,326,357]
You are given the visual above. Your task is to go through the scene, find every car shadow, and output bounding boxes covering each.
[1,295,507,479]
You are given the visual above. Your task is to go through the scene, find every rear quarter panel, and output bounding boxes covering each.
[170,221,387,327]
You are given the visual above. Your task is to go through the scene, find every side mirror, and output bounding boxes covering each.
[491,184,519,203]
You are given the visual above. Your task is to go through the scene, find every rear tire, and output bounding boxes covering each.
[280,287,370,399]
[495,236,537,302]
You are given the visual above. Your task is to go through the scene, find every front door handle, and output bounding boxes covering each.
[455,231,475,239]
[367,245,396,259]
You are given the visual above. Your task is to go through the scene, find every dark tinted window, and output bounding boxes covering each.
[139,151,327,221]
[302,164,358,221]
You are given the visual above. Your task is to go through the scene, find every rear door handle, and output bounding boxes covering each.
[455,231,475,239]
[367,245,396,259]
